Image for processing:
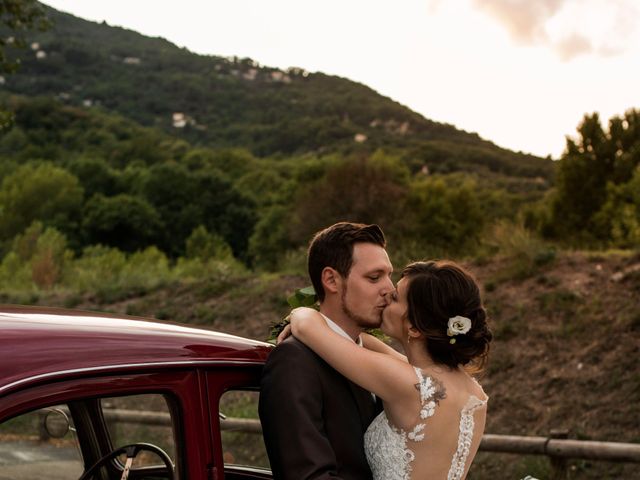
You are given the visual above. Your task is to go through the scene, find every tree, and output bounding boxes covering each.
[593,167,640,247]
[289,153,410,245]
[0,0,49,72]
[0,163,83,244]
[547,110,640,242]
[141,162,256,258]
[248,205,292,269]
[141,162,201,256]
[82,194,162,253]
[194,170,256,259]
[403,176,484,253]
[65,156,121,198]
[0,0,49,129]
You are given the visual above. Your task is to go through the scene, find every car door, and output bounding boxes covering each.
[0,369,211,480]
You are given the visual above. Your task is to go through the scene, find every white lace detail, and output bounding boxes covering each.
[446,395,486,480]
[363,366,438,480]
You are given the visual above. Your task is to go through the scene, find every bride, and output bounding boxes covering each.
[286,260,493,480]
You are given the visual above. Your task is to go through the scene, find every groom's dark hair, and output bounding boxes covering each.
[308,222,386,302]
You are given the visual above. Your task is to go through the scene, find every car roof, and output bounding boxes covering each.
[0,304,272,396]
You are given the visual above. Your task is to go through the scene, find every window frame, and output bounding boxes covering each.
[0,369,209,480]
[204,364,272,479]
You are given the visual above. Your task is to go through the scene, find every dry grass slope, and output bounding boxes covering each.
[28,251,640,479]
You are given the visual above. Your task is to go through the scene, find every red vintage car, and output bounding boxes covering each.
[0,305,274,480]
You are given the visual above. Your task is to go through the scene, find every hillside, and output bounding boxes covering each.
[17,250,640,479]
[0,4,553,180]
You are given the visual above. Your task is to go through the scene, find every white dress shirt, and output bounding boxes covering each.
[320,313,376,401]
[321,312,363,346]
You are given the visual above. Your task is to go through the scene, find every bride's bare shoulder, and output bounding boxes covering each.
[418,366,488,403]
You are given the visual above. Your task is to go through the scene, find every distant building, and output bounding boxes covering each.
[123,57,141,65]
[243,68,258,81]
[173,113,187,128]
[354,133,367,143]
[271,71,291,83]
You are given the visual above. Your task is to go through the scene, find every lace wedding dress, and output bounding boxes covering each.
[364,367,486,480]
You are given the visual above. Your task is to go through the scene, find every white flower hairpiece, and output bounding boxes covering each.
[447,315,471,344]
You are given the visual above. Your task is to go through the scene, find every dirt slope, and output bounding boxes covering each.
[35,251,640,479]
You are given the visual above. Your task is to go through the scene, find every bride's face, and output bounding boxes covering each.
[380,277,410,340]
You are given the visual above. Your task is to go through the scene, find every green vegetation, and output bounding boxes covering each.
[0,5,568,281]
[532,109,640,248]
[0,3,635,293]
[0,92,556,278]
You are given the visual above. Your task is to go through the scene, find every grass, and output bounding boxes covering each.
[483,221,558,284]
[536,290,582,315]
[492,305,527,341]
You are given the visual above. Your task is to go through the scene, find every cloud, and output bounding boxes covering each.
[472,0,564,44]
[554,33,594,61]
[426,0,442,14]
[471,0,640,61]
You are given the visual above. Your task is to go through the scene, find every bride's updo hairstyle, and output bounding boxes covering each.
[402,261,492,372]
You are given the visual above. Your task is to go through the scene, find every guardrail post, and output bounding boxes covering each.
[549,429,570,480]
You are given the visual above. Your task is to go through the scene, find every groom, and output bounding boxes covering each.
[259,222,394,479]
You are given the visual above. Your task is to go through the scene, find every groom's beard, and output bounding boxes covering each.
[340,284,382,329]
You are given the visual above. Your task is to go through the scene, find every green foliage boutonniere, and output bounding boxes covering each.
[267,286,317,343]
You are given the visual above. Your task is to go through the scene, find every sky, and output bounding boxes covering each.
[41,0,640,159]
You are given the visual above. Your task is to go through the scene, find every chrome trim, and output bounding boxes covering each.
[0,359,263,395]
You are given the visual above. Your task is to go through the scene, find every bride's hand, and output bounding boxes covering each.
[276,307,313,344]
[276,321,292,344]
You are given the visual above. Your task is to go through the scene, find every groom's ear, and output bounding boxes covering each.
[321,267,341,294]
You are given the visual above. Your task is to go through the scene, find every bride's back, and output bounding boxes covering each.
[384,366,488,480]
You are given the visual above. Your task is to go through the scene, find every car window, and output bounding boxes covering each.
[0,405,83,480]
[219,390,269,470]
[100,393,177,468]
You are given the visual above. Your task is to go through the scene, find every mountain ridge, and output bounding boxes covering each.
[1,4,553,179]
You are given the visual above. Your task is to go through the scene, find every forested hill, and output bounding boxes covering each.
[1,4,551,179]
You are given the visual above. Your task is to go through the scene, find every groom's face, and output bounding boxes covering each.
[339,243,394,329]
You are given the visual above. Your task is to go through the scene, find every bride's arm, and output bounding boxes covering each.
[290,307,414,401]
[361,333,408,363]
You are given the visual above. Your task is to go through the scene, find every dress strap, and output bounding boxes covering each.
[447,395,487,480]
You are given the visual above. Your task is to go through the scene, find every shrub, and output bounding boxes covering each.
[484,220,556,280]
[185,226,233,261]
[66,245,127,292]
[30,227,72,289]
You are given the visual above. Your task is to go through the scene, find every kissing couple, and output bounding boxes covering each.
[259,222,493,480]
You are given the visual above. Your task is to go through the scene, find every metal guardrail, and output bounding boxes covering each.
[479,433,640,463]
[101,408,262,433]
[99,409,640,463]
[38,407,640,479]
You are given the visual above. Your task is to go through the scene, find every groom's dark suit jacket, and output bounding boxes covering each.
[259,336,380,480]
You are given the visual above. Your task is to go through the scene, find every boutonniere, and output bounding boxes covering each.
[267,286,317,343]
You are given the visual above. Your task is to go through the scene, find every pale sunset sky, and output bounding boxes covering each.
[42,0,640,159]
